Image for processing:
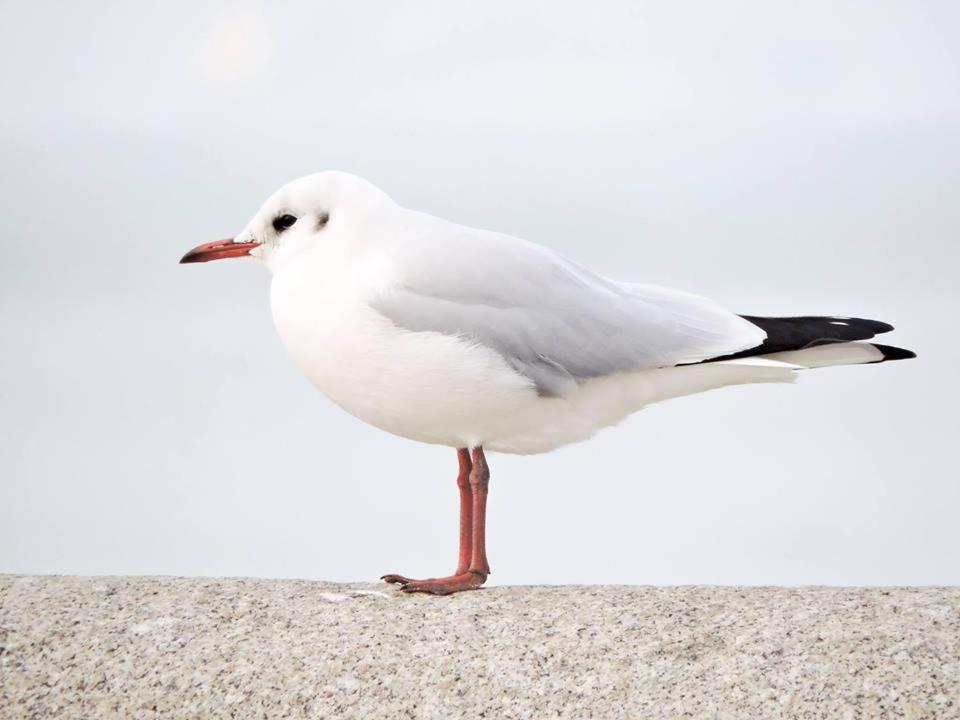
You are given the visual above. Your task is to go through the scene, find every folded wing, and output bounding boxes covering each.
[371,217,765,397]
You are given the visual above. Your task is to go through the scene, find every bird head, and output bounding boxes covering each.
[179,171,394,273]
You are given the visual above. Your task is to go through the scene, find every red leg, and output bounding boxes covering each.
[382,447,490,595]
[467,446,490,576]
[454,448,474,575]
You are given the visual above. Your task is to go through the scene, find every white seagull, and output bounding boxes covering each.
[181,171,914,595]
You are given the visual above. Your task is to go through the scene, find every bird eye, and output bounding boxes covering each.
[272,214,298,232]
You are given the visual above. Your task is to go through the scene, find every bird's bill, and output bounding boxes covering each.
[179,238,258,264]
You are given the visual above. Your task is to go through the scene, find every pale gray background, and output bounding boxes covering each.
[1,1,957,586]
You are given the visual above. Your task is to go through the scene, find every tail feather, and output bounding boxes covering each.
[870,343,917,362]
[702,315,914,364]
[756,341,914,369]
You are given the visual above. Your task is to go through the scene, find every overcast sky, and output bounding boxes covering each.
[1,1,958,586]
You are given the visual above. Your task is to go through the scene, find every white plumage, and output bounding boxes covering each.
[222,171,890,454]
[180,170,912,594]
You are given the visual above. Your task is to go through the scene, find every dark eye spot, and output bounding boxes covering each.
[272,214,297,232]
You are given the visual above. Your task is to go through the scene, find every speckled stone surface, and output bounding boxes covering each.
[1,576,958,719]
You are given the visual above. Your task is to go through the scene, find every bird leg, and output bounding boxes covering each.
[382,447,490,595]
[466,446,491,576]
[454,447,474,575]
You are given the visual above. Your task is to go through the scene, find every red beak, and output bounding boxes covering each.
[179,238,259,264]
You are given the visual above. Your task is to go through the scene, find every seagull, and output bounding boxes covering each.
[181,171,915,595]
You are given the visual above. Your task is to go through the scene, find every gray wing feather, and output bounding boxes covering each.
[371,217,765,397]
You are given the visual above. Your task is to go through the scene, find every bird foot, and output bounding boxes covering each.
[381,571,487,595]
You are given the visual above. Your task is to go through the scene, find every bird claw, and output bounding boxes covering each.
[381,571,487,595]
[380,574,414,585]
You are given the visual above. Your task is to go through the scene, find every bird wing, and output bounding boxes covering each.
[371,214,765,397]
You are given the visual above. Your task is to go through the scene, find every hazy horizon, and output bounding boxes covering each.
[1,1,957,586]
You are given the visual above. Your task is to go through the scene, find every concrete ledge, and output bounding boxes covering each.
[1,576,957,718]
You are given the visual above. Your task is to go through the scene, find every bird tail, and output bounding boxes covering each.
[703,315,915,367]
[565,325,913,446]
[729,341,914,370]
[627,338,910,413]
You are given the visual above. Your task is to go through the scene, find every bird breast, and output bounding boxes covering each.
[267,257,536,448]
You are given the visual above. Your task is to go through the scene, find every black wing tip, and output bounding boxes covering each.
[741,315,894,333]
[862,318,894,334]
[725,315,900,363]
[872,343,916,362]
[825,317,894,335]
